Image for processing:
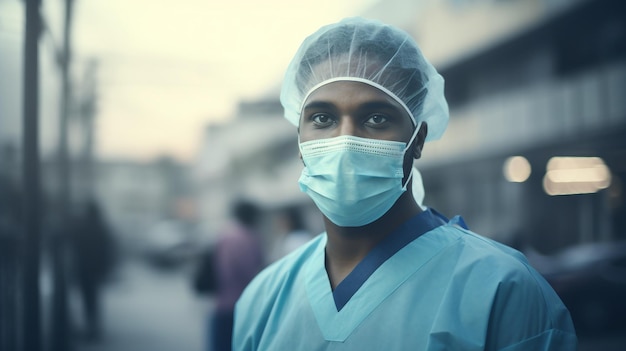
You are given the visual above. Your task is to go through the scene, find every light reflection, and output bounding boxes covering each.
[543,156,612,195]
[503,156,531,183]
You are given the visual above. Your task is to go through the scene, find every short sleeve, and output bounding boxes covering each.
[486,262,577,350]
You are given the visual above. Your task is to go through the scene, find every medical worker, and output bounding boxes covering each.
[233,17,577,350]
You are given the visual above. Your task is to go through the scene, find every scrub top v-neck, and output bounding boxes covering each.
[304,208,446,341]
[330,208,445,311]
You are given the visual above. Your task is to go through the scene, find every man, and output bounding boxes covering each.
[212,200,264,351]
[234,17,577,350]
[69,200,116,342]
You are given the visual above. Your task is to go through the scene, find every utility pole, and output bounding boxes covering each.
[21,0,42,350]
[77,59,98,202]
[51,0,75,350]
[58,0,74,208]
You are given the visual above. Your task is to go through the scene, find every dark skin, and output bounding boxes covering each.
[299,81,428,289]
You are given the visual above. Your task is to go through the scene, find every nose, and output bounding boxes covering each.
[337,116,358,137]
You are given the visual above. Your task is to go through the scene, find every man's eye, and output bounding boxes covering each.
[311,114,333,125]
[365,114,388,125]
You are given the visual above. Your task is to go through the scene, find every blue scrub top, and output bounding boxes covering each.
[233,209,577,350]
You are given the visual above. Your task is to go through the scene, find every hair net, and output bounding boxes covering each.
[280,17,449,141]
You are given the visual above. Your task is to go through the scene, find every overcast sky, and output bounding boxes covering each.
[65,0,377,161]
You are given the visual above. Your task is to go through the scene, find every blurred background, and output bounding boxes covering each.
[1,0,625,350]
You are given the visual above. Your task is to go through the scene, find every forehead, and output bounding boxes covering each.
[302,80,412,121]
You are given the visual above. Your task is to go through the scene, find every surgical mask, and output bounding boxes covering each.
[298,125,419,227]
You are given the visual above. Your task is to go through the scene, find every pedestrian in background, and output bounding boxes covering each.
[270,206,313,262]
[69,199,116,342]
[211,199,264,351]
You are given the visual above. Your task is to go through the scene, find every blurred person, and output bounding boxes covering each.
[270,206,313,261]
[233,17,577,350]
[68,199,117,342]
[211,199,264,351]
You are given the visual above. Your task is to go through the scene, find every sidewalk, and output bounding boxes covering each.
[73,259,210,351]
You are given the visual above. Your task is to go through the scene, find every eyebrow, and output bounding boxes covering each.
[358,100,401,112]
[302,100,336,111]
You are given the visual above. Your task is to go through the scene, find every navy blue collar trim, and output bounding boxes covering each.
[332,208,446,311]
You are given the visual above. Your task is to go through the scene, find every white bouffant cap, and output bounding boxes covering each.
[280,16,449,141]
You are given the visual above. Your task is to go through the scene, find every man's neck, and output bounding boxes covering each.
[323,193,422,289]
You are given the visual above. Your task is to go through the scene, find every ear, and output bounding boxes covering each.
[413,122,428,159]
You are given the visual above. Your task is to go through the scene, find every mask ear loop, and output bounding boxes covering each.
[401,121,422,190]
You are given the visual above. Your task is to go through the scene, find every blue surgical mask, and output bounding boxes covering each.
[298,126,419,227]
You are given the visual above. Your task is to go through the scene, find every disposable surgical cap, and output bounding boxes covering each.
[280,17,449,141]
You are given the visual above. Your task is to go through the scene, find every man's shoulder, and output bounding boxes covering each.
[234,233,322,346]
[238,233,323,302]
[444,226,573,322]
[433,226,576,337]
[426,224,552,295]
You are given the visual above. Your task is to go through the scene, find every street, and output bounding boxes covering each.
[73,258,209,351]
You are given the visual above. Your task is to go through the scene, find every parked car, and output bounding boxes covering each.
[143,220,205,269]
[524,241,626,335]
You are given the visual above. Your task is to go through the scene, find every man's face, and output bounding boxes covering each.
[299,81,415,144]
